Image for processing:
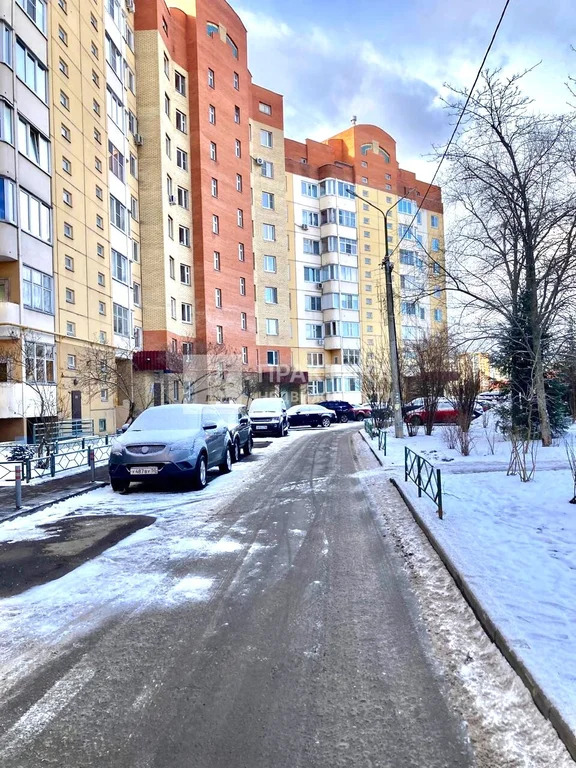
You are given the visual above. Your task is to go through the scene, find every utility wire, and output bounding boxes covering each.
[392,0,512,256]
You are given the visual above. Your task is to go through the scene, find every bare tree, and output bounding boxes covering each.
[447,356,481,433]
[406,331,453,435]
[439,68,576,447]
[350,344,391,408]
[75,343,138,423]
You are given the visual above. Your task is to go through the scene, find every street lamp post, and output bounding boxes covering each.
[351,190,408,438]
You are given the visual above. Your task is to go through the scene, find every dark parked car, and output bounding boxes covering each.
[215,404,253,461]
[287,404,337,428]
[108,404,233,492]
[318,400,356,423]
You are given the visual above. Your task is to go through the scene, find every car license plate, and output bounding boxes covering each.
[255,425,267,430]
[130,466,158,475]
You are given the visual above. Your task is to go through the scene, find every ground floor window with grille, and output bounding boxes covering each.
[113,303,130,336]
[25,342,55,382]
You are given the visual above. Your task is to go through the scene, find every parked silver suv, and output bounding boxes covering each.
[248,397,289,437]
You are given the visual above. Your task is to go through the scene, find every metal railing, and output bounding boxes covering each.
[404,446,443,519]
[32,419,95,444]
[364,418,387,455]
[0,444,111,484]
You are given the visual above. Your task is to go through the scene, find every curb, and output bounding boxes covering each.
[0,482,107,524]
[359,430,576,762]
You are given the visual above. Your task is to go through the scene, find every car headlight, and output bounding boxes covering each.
[110,440,123,456]
[168,439,194,454]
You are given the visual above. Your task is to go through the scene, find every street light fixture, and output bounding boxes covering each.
[350,189,416,438]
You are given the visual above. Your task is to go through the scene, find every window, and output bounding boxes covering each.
[212,214,219,235]
[97,272,105,286]
[182,303,193,323]
[64,255,74,271]
[125,67,135,94]
[226,34,238,58]
[208,104,216,124]
[129,153,138,178]
[112,249,128,283]
[302,210,319,227]
[262,191,274,210]
[210,141,217,161]
[96,214,103,229]
[239,277,246,295]
[213,251,220,270]
[238,243,245,261]
[241,346,248,364]
[264,287,278,304]
[237,208,244,227]
[304,266,321,283]
[19,189,51,242]
[95,243,104,258]
[259,101,271,115]
[267,350,279,366]
[91,41,98,58]
[23,266,53,313]
[176,110,187,132]
[100,388,109,403]
[241,312,247,330]
[179,226,190,246]
[305,295,322,311]
[132,241,139,262]
[264,255,276,273]
[303,238,320,255]
[233,72,239,90]
[341,322,360,337]
[128,110,137,135]
[60,123,70,142]
[16,40,47,101]
[235,139,241,157]
[164,93,171,117]
[307,352,324,366]
[163,53,169,78]
[234,105,241,124]
[17,117,50,172]
[338,210,356,227]
[170,297,176,318]
[99,300,106,314]
[262,161,273,178]
[180,264,191,284]
[260,129,272,148]
[165,134,172,158]
[305,323,322,339]
[208,68,215,88]
[400,249,414,266]
[113,303,130,336]
[17,0,47,32]
[216,325,223,344]
[106,87,123,128]
[214,288,222,308]
[94,128,102,144]
[301,181,318,198]
[431,238,440,252]
[67,354,76,370]
[401,301,417,316]
[177,148,188,170]
[99,331,107,344]
[65,287,74,303]
[431,215,439,228]
[177,187,189,209]
[25,342,55,383]
[339,237,357,255]
[266,319,279,335]
[59,58,69,77]
[262,223,276,241]
[108,141,125,181]
[110,195,127,232]
[60,91,70,110]
[175,71,186,95]
[434,308,443,322]
[105,34,122,77]
[95,156,102,172]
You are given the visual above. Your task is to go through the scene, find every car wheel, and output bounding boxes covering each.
[219,444,233,474]
[243,434,254,456]
[192,453,208,490]
[321,416,331,428]
[282,422,289,436]
[410,415,423,426]
[339,413,349,424]
[355,413,365,422]
[232,438,241,462]
[110,478,129,493]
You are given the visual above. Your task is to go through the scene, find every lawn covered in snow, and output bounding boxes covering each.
[366,415,576,735]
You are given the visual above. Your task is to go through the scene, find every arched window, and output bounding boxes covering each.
[206,22,219,37]
[360,143,372,155]
[226,34,238,59]
[378,147,390,163]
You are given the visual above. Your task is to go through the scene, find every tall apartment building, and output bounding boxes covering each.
[0,0,446,442]
[0,0,54,441]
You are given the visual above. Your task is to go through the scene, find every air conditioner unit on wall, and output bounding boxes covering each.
[301,224,308,230]
[315,282,323,290]
[316,339,324,346]
[126,0,135,11]
[134,134,143,146]
[255,157,264,165]
[168,195,176,205]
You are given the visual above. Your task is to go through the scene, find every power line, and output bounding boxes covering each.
[392,0,512,257]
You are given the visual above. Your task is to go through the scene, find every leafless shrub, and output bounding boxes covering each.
[507,431,538,482]
[442,423,459,450]
[405,331,453,436]
[484,423,497,455]
[457,427,474,456]
[447,356,481,433]
[407,421,420,437]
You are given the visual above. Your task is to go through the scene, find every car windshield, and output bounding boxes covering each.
[250,399,283,412]
[129,406,202,431]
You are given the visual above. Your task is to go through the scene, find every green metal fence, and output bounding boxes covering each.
[404,446,443,519]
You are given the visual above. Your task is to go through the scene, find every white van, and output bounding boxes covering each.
[248,397,289,437]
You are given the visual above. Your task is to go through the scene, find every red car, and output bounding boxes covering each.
[351,404,372,421]
[404,398,483,426]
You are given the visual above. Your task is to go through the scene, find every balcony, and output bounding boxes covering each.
[0,302,20,336]
[324,336,342,351]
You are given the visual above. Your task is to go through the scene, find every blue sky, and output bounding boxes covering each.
[236,0,576,181]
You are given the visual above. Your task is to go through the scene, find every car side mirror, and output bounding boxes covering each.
[240,416,249,425]
[120,424,129,433]
[203,422,218,430]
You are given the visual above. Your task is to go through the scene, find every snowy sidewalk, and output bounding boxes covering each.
[361,424,576,761]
